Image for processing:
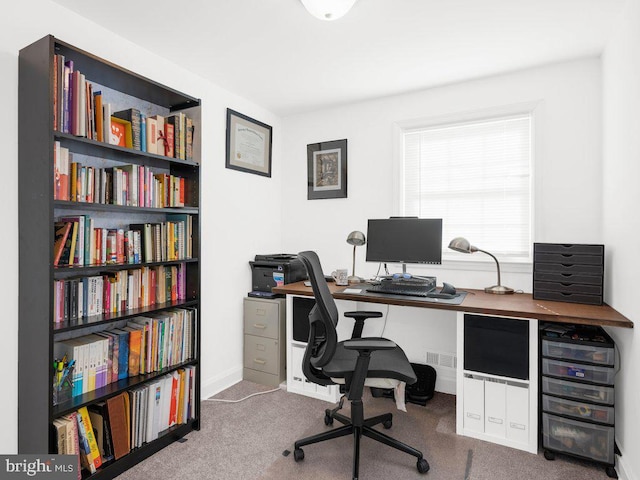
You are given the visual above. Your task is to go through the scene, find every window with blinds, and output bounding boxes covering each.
[401,113,532,261]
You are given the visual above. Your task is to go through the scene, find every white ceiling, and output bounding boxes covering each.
[53,0,625,116]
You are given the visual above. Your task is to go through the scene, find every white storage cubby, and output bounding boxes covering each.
[456,313,538,454]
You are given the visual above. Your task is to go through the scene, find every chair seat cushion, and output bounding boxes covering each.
[322,337,417,384]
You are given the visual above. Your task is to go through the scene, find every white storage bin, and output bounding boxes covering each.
[542,358,615,385]
[542,377,614,405]
[542,340,614,366]
[543,413,614,464]
[542,394,614,425]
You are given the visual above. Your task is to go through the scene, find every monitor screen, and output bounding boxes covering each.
[366,218,443,265]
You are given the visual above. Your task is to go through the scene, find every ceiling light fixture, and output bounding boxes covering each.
[300,0,358,21]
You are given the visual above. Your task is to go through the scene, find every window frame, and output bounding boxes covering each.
[392,101,540,267]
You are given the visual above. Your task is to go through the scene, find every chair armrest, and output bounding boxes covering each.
[344,311,383,320]
[344,311,383,339]
[343,338,396,351]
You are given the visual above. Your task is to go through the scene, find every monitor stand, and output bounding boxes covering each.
[397,263,433,282]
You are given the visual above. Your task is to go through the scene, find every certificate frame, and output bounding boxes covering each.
[225,108,273,177]
[307,139,348,200]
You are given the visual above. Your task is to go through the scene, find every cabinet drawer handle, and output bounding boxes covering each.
[510,422,526,430]
[253,323,267,329]
[488,417,503,425]
[466,413,481,420]
[253,358,267,365]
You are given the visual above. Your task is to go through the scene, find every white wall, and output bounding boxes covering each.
[602,0,640,479]
[281,58,603,291]
[0,0,283,454]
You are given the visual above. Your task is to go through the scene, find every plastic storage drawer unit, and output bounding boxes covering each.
[543,413,615,464]
[542,358,616,385]
[542,394,614,425]
[542,376,614,406]
[542,339,614,366]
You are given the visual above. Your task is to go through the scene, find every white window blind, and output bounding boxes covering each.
[402,114,532,261]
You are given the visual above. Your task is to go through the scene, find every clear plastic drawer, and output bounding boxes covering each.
[542,377,614,405]
[542,340,614,366]
[542,358,615,385]
[543,413,614,464]
[542,394,614,425]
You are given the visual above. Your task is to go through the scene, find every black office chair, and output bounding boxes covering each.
[293,251,429,479]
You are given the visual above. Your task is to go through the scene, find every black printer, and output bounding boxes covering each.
[249,254,308,298]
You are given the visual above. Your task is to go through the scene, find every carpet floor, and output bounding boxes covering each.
[116,380,614,480]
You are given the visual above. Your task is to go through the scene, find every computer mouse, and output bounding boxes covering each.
[441,282,457,295]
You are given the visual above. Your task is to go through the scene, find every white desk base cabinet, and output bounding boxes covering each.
[456,312,539,454]
[243,297,286,388]
[286,295,341,403]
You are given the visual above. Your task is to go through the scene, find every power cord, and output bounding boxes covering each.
[203,387,280,403]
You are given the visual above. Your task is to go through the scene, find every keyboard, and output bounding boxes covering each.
[366,284,457,299]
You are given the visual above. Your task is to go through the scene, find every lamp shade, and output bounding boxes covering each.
[448,237,474,254]
[347,230,366,246]
[300,0,358,21]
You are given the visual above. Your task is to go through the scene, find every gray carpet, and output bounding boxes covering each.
[116,381,613,480]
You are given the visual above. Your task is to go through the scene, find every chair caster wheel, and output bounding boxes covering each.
[417,458,430,474]
[605,466,618,478]
[324,413,334,426]
[383,419,392,429]
[294,448,305,462]
[543,450,555,461]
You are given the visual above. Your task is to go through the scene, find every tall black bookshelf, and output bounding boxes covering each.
[18,35,201,479]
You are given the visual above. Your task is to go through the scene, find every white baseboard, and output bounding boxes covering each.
[617,453,637,480]
[200,366,243,400]
[434,367,456,395]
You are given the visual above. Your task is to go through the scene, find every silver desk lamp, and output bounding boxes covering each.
[346,231,366,284]
[448,237,514,294]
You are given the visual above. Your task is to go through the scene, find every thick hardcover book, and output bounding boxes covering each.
[148,115,165,155]
[54,221,72,266]
[106,393,131,460]
[113,108,141,151]
[186,116,194,161]
[124,326,142,376]
[87,402,115,462]
[58,221,76,267]
[110,329,130,380]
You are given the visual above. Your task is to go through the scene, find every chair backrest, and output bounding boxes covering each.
[297,251,339,386]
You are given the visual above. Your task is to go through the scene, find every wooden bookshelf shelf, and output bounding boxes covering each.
[53,359,198,417]
[19,35,202,479]
[54,132,200,168]
[54,258,199,276]
[53,299,199,333]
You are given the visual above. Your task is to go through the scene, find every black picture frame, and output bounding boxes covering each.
[225,108,273,177]
[307,139,348,200]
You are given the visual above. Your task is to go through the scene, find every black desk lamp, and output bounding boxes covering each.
[448,237,514,294]
[346,231,366,284]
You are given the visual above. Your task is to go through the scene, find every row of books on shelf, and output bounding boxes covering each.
[53,54,195,160]
[54,214,193,267]
[53,367,196,476]
[53,264,188,323]
[54,141,189,207]
[54,308,196,397]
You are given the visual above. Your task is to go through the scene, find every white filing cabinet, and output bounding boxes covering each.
[243,297,286,387]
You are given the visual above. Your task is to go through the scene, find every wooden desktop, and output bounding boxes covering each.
[273,281,633,329]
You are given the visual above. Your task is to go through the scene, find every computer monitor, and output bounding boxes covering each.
[366,218,443,273]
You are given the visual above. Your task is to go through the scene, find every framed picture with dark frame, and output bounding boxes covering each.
[307,139,347,199]
[225,108,273,177]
